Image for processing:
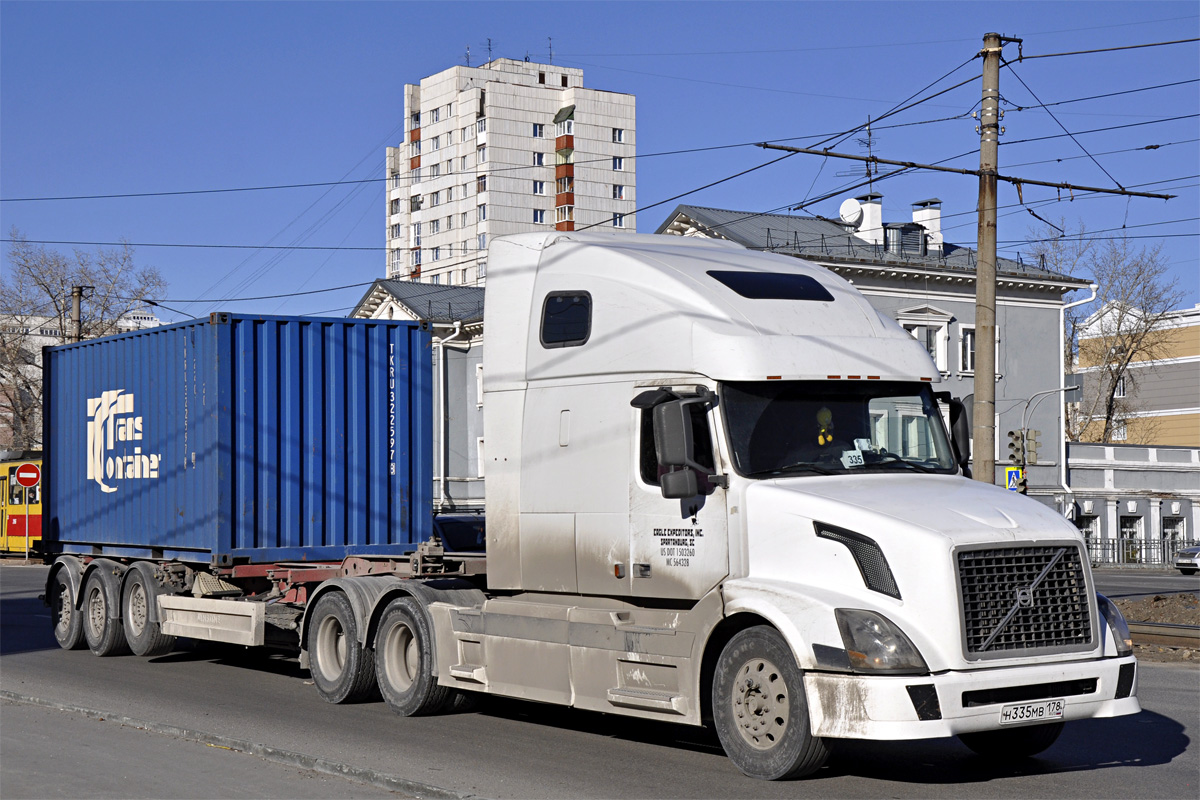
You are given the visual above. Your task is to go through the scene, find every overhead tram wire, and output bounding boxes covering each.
[1017,37,1200,60]
[1002,78,1200,112]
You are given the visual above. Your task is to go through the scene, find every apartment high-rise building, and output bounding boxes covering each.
[385,58,636,285]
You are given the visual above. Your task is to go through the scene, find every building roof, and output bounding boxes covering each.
[352,279,485,323]
[656,204,1088,286]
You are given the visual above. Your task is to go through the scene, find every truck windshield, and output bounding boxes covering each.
[722,381,957,478]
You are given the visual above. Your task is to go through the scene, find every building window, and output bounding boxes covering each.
[1163,516,1186,540]
[555,205,574,223]
[477,233,487,251]
[1114,376,1126,398]
[430,219,440,234]
[612,184,625,200]
[461,212,469,227]
[1112,420,1128,441]
[461,183,468,198]
[430,191,441,207]
[461,155,469,171]
[959,325,976,374]
[478,260,487,278]
[429,164,440,178]
[430,273,441,285]
[411,166,421,183]
[389,223,401,239]
[390,198,401,215]
[533,151,545,166]
[409,140,421,157]
[539,71,546,84]
[476,175,487,193]
[533,180,545,195]
[445,186,454,201]
[430,135,440,151]
[444,102,453,117]
[613,156,624,171]
[410,111,420,129]
[612,213,625,228]
[532,123,545,138]
[556,118,574,137]
[897,308,952,373]
[477,204,486,222]
[612,128,624,143]
[389,174,403,190]
[445,130,454,145]
[533,209,546,224]
[561,75,568,87]
[476,145,487,163]
[446,215,454,230]
[432,247,441,261]
[430,108,440,125]
[477,118,486,134]
[411,249,422,266]
[444,159,453,174]
[556,175,574,194]
[461,268,469,285]
[409,195,422,212]
[462,125,472,141]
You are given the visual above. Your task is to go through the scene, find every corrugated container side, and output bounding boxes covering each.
[43,314,433,564]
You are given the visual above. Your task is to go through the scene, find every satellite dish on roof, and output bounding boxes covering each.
[839,197,864,228]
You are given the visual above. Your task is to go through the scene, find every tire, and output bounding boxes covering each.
[712,626,829,780]
[374,596,451,716]
[958,721,1064,759]
[307,591,376,704]
[1179,569,1197,576]
[49,568,86,650]
[122,567,177,657]
[82,569,130,657]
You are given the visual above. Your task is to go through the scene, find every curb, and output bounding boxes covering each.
[0,690,481,800]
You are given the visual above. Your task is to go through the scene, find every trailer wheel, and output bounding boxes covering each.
[50,569,86,650]
[82,570,130,657]
[307,591,376,704]
[374,596,451,716]
[122,568,176,657]
[958,721,1064,759]
[712,626,829,780]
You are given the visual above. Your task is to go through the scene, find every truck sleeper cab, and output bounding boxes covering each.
[42,233,1138,782]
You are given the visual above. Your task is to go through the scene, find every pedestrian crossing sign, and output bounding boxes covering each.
[1005,467,1024,491]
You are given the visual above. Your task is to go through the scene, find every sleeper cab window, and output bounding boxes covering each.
[540,291,592,348]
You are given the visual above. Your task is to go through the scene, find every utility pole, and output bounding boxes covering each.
[972,32,1007,486]
[70,285,84,343]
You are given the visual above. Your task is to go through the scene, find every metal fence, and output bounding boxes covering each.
[1085,537,1197,567]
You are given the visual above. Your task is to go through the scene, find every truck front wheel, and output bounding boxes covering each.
[50,569,85,650]
[712,626,829,780]
[958,721,1064,759]
[374,597,451,716]
[307,592,377,703]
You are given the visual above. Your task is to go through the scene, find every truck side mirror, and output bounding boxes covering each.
[653,400,694,469]
[660,468,699,500]
[948,398,972,478]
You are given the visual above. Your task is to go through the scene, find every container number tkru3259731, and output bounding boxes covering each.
[388,342,397,476]
[998,698,1065,725]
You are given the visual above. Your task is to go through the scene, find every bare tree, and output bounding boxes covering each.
[1028,222,1183,442]
[0,230,166,449]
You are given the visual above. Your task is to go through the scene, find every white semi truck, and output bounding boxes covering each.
[44,232,1138,780]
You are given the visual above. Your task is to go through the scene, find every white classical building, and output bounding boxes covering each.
[385,58,636,285]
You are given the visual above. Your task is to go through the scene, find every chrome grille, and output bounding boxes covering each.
[957,545,1092,658]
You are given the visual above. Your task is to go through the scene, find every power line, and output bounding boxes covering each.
[1003,78,1200,112]
[1003,138,1200,169]
[997,114,1200,147]
[1001,60,1125,189]
[1018,37,1200,60]
[1,238,385,251]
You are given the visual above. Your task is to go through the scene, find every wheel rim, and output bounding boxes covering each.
[732,657,789,750]
[382,619,417,692]
[86,583,106,639]
[127,582,148,637]
[315,615,347,681]
[54,579,72,636]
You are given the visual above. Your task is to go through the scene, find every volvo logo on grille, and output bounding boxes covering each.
[1015,587,1034,608]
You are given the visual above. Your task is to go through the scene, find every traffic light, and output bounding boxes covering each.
[1026,430,1040,465]
[1007,430,1025,465]
[1018,471,1028,494]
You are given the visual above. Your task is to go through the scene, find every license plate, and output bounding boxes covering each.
[999,698,1065,725]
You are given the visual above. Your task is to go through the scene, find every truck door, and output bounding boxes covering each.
[628,391,729,600]
[0,474,7,551]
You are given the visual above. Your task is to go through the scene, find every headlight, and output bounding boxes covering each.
[1096,593,1133,657]
[835,608,928,674]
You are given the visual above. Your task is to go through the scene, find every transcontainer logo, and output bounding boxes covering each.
[86,390,162,493]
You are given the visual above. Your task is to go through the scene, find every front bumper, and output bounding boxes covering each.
[1173,557,1198,569]
[804,655,1139,740]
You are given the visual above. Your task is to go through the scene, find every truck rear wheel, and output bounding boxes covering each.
[307,591,377,704]
[50,569,85,650]
[122,567,176,657]
[374,596,451,716]
[958,721,1064,759]
[82,569,130,657]
[712,626,829,780]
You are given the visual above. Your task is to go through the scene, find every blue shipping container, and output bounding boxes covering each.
[43,313,433,564]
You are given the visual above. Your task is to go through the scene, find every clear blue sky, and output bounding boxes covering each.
[2,1,1197,320]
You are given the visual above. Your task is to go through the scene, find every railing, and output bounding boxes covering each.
[1085,537,1197,567]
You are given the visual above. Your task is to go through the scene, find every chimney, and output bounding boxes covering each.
[852,192,883,245]
[912,198,943,254]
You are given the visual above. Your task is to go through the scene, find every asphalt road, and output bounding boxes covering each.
[1092,567,1200,598]
[3,563,1198,799]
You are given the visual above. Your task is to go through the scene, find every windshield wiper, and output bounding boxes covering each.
[860,454,938,473]
[745,462,839,478]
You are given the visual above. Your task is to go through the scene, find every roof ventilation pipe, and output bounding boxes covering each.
[851,193,883,245]
[912,198,943,254]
